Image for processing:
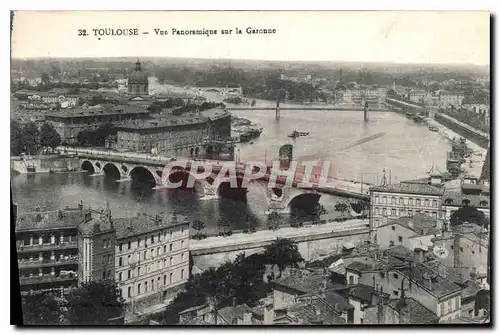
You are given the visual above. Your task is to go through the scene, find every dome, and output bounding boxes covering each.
[128,60,148,84]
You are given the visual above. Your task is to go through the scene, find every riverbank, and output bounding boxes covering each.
[11,155,81,174]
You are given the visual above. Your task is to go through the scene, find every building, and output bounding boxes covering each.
[345,259,463,322]
[369,182,445,243]
[363,297,439,324]
[128,59,149,96]
[442,191,490,225]
[431,227,489,284]
[16,205,84,294]
[178,299,263,325]
[111,212,190,313]
[14,89,80,107]
[376,214,441,251]
[77,203,116,283]
[407,90,427,104]
[115,108,232,156]
[45,105,150,144]
[438,91,465,108]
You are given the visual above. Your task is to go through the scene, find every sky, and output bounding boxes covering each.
[11,11,490,65]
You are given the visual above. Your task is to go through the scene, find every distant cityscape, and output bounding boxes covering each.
[11,54,490,325]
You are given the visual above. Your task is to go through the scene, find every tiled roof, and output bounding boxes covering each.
[387,298,439,324]
[346,261,386,273]
[46,105,148,118]
[286,299,346,325]
[113,213,189,239]
[217,304,254,324]
[272,271,335,295]
[78,214,115,235]
[380,214,440,236]
[370,183,444,196]
[461,280,482,299]
[16,208,84,232]
[442,192,490,208]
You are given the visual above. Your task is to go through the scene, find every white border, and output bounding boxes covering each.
[2,1,497,335]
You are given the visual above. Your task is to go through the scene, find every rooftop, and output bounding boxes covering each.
[387,298,439,324]
[46,105,149,118]
[379,214,440,236]
[370,183,444,196]
[286,299,346,324]
[272,272,335,295]
[117,108,230,131]
[345,260,386,274]
[113,212,189,239]
[16,208,84,232]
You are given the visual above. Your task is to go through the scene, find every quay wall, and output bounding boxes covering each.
[191,227,369,271]
[11,155,81,174]
[434,113,489,149]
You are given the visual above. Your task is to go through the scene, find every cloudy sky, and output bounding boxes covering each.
[11,11,490,65]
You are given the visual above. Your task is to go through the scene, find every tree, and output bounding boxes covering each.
[335,203,349,217]
[22,292,63,325]
[263,238,304,278]
[40,122,61,150]
[11,119,23,156]
[192,219,205,232]
[251,100,256,106]
[64,279,125,325]
[21,122,40,155]
[450,205,487,227]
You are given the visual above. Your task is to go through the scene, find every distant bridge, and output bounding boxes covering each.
[59,147,371,214]
[196,87,243,96]
[226,106,390,112]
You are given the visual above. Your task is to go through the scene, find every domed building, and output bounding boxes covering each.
[128,59,149,96]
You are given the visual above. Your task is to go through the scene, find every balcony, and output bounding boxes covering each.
[17,241,78,252]
[19,273,78,286]
[18,256,78,269]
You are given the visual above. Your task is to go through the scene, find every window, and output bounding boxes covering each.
[151,279,154,290]
[432,212,437,218]
[181,253,185,262]
[127,255,131,264]
[157,247,161,256]
[151,235,155,244]
[119,272,123,281]
[102,271,106,279]
[389,241,395,247]
[170,257,173,266]
[119,257,123,266]
[170,273,173,283]
[392,197,396,204]
[128,269,131,279]
[375,196,380,204]
[432,200,437,207]
[128,241,131,250]
[103,239,107,248]
[424,199,429,207]
[181,240,184,248]
[348,275,354,285]
[138,238,141,247]
[383,208,387,216]
[448,299,452,311]
[158,276,161,287]
[169,230,173,238]
[416,199,421,206]
[440,303,444,316]
[163,275,167,285]
[164,245,167,253]
[138,266,141,276]
[393,290,399,296]
[181,227,185,234]
[399,198,403,205]
[393,273,399,279]
[138,283,141,294]
[151,249,154,257]
[383,196,387,204]
[144,251,147,259]
[398,236,403,242]
[460,247,463,252]
[158,233,161,242]
[408,210,413,216]
[119,243,123,252]
[128,287,131,298]
[163,259,167,268]
[409,198,414,206]
[169,244,173,252]
[157,261,160,269]
[388,208,392,216]
[181,269,185,280]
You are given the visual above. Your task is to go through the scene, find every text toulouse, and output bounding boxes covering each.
[90,27,276,37]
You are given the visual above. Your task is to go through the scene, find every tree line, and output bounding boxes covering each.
[11,120,61,156]
[21,279,125,325]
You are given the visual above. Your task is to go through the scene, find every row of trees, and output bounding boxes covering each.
[21,280,124,325]
[11,120,61,156]
[152,238,303,324]
[76,122,117,147]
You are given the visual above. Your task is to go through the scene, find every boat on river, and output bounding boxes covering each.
[428,125,439,132]
[288,130,309,138]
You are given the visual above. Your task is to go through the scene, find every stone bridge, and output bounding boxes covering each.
[196,87,243,96]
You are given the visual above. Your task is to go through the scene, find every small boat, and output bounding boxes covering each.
[288,130,309,138]
[405,112,414,118]
[428,125,439,132]
[250,141,254,145]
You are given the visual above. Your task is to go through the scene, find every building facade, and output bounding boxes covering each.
[111,212,190,312]
[16,206,84,294]
[115,108,231,156]
[369,183,444,243]
[438,91,465,108]
[46,105,150,144]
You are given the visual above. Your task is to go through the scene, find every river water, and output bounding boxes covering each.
[12,107,454,234]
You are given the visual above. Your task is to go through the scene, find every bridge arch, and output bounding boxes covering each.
[102,163,121,180]
[214,175,248,201]
[164,169,204,194]
[81,160,95,174]
[287,192,322,215]
[129,166,160,186]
